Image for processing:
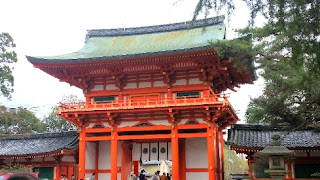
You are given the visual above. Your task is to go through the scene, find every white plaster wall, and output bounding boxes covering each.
[117,141,121,166]
[173,79,187,86]
[149,120,170,126]
[179,119,188,125]
[294,151,307,157]
[86,123,95,128]
[124,83,137,89]
[310,151,320,157]
[102,122,111,128]
[132,142,141,161]
[106,84,117,90]
[118,173,121,180]
[186,138,208,168]
[98,173,110,180]
[85,173,93,180]
[118,121,138,128]
[86,142,96,169]
[189,78,202,85]
[30,157,42,162]
[61,156,75,162]
[195,118,206,124]
[154,81,166,87]
[139,82,151,88]
[91,85,103,91]
[186,172,208,180]
[99,141,111,169]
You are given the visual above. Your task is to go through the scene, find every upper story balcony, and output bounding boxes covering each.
[58,95,235,114]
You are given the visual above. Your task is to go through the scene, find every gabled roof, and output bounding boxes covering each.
[227,124,320,149]
[0,131,78,157]
[26,16,226,64]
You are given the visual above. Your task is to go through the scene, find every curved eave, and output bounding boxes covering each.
[26,45,214,65]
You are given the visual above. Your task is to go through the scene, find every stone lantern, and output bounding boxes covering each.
[257,134,294,180]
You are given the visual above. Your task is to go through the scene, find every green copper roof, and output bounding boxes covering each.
[27,16,226,63]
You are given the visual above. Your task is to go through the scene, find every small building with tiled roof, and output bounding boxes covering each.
[227,124,320,180]
[0,131,79,180]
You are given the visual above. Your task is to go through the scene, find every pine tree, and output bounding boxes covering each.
[194,0,320,128]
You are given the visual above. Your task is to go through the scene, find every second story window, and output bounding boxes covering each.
[94,96,115,104]
[176,91,200,99]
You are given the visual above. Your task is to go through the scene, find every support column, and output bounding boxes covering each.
[95,141,99,180]
[78,128,86,180]
[179,139,186,180]
[215,129,220,180]
[207,123,217,180]
[111,127,118,180]
[171,124,179,180]
[55,165,61,180]
[287,161,292,180]
[121,141,132,180]
[219,131,225,180]
[248,157,254,179]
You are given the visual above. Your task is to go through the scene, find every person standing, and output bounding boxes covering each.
[167,173,171,180]
[71,174,76,180]
[160,173,167,180]
[139,170,146,180]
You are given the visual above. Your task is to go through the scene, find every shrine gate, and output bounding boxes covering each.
[27,16,255,180]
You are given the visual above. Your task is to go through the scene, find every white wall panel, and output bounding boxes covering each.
[154,81,166,87]
[98,173,110,180]
[106,84,117,90]
[91,85,103,91]
[99,141,111,169]
[186,172,208,180]
[189,78,202,85]
[139,82,151,88]
[132,142,141,161]
[124,83,137,89]
[85,142,96,169]
[173,79,187,86]
[186,138,208,168]
[61,155,75,162]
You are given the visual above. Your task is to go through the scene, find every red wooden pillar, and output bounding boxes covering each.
[215,129,220,180]
[219,131,225,180]
[133,161,140,177]
[121,141,132,180]
[78,128,86,180]
[111,127,118,180]
[55,165,61,180]
[95,141,99,180]
[207,123,217,180]
[248,157,254,179]
[171,124,179,180]
[287,161,292,180]
[179,139,186,180]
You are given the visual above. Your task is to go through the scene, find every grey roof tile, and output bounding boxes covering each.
[227,124,320,148]
[0,131,78,156]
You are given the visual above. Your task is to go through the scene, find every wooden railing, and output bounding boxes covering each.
[58,95,233,113]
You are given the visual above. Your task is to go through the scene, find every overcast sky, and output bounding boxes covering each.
[0,0,264,121]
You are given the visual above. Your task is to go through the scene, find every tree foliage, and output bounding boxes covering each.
[42,94,80,132]
[0,106,46,134]
[194,0,320,128]
[0,33,17,99]
[43,106,75,132]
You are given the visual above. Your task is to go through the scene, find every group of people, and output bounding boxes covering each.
[61,174,76,180]
[152,171,170,180]
[137,170,171,180]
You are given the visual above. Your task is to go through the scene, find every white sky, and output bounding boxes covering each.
[0,0,264,121]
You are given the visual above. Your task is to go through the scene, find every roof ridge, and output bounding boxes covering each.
[85,15,225,40]
[0,131,78,140]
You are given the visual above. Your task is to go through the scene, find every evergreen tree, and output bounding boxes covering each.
[194,0,320,128]
[0,33,17,99]
[0,106,47,134]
